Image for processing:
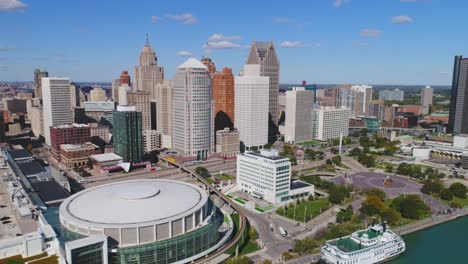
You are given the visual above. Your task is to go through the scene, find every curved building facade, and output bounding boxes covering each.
[59,179,225,264]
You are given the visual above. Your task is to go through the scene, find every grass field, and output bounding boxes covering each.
[212,173,235,180]
[240,240,260,255]
[281,198,331,222]
[297,140,320,146]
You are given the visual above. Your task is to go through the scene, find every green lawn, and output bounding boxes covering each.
[240,240,260,255]
[297,140,320,146]
[205,178,215,184]
[234,198,246,204]
[281,198,331,222]
[452,196,468,207]
[212,173,235,180]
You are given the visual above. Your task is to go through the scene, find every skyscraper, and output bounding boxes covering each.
[246,41,280,124]
[172,58,213,160]
[449,56,468,134]
[120,70,131,86]
[33,68,48,99]
[127,90,151,130]
[212,67,235,130]
[234,64,269,148]
[284,87,314,143]
[89,87,107,102]
[113,106,143,163]
[134,35,164,101]
[155,80,173,136]
[421,86,433,115]
[42,77,73,146]
[70,82,80,108]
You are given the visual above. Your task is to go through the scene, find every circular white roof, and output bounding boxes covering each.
[59,179,208,228]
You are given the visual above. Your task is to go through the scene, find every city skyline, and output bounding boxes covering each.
[1,0,467,85]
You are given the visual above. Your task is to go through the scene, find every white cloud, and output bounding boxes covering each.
[0,0,27,11]
[151,16,160,24]
[360,29,382,38]
[203,40,241,49]
[280,41,320,48]
[333,0,350,8]
[392,15,413,24]
[165,13,197,25]
[273,17,290,23]
[208,33,241,42]
[176,51,193,57]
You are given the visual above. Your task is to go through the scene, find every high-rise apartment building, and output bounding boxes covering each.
[421,86,433,115]
[113,106,143,163]
[155,80,173,136]
[449,56,468,134]
[172,58,213,160]
[127,90,151,130]
[284,87,314,143]
[26,98,44,137]
[33,68,48,99]
[212,68,235,128]
[134,37,164,101]
[336,85,373,117]
[42,77,73,146]
[234,64,269,148]
[379,89,404,101]
[89,87,107,102]
[112,79,120,102]
[312,106,350,140]
[142,130,162,152]
[246,41,280,124]
[237,149,291,205]
[118,84,131,106]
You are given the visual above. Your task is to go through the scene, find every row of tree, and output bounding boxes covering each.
[397,163,445,179]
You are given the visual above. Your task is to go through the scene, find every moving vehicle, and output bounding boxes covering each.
[279,227,287,237]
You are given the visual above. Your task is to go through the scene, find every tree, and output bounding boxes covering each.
[343,137,352,145]
[395,195,430,220]
[440,188,454,201]
[261,260,273,264]
[195,167,209,177]
[360,195,385,216]
[308,194,314,201]
[349,148,362,156]
[326,159,333,165]
[276,207,284,215]
[329,185,350,204]
[249,227,259,239]
[225,256,252,264]
[421,180,443,195]
[294,237,319,255]
[385,163,394,173]
[367,188,387,201]
[380,207,401,225]
[282,251,293,260]
[336,205,353,223]
[449,182,468,199]
[282,144,295,156]
[331,156,342,166]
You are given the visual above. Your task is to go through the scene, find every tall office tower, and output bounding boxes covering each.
[155,80,173,136]
[284,87,314,143]
[420,86,433,115]
[112,78,121,102]
[201,57,216,75]
[246,41,280,124]
[134,36,164,101]
[70,83,80,108]
[33,68,48,99]
[89,87,107,102]
[42,77,73,146]
[113,106,143,163]
[449,56,468,134]
[312,106,350,140]
[118,84,131,106]
[212,67,235,130]
[172,58,213,160]
[127,90,151,130]
[234,64,269,148]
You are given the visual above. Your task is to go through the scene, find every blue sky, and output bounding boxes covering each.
[0,0,466,85]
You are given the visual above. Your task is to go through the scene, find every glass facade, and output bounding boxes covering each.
[71,242,105,264]
[114,215,222,264]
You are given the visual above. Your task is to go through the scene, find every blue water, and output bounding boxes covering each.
[42,206,83,246]
[391,216,468,263]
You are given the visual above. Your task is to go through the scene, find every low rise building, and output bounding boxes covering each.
[60,143,100,168]
[50,124,91,161]
[6,123,21,136]
[90,153,124,172]
[215,128,239,158]
[143,130,162,152]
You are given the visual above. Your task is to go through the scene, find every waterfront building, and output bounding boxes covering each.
[127,90,151,130]
[312,106,350,140]
[155,80,173,136]
[234,64,269,148]
[134,36,164,101]
[246,41,280,124]
[215,128,240,158]
[42,77,73,146]
[212,68,235,129]
[50,123,91,161]
[449,55,468,134]
[113,105,143,163]
[33,68,48,99]
[284,87,314,143]
[89,87,107,102]
[378,89,404,101]
[172,58,214,160]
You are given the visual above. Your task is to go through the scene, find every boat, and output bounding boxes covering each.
[320,221,405,264]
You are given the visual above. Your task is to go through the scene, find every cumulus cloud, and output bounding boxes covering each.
[151,16,160,24]
[208,33,241,42]
[203,40,241,49]
[333,0,350,8]
[392,15,413,24]
[0,0,27,11]
[280,41,320,48]
[273,17,290,23]
[360,29,382,38]
[165,13,197,25]
[176,51,193,57]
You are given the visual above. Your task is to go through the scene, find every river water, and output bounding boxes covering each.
[391,216,468,263]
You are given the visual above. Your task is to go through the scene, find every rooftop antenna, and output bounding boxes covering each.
[146,33,149,45]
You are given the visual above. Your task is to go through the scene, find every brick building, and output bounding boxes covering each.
[60,143,100,168]
[50,124,91,160]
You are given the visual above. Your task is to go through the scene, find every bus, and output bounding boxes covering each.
[279,227,287,237]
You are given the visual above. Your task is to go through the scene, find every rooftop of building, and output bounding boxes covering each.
[30,180,69,204]
[17,160,47,177]
[7,149,31,160]
[51,123,89,129]
[290,180,312,190]
[60,143,98,151]
[246,149,287,161]
[178,58,208,69]
[90,153,123,162]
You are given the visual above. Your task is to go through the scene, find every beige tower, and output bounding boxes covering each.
[89,87,107,102]
[155,80,172,136]
[134,35,164,101]
[127,90,151,130]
